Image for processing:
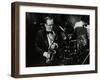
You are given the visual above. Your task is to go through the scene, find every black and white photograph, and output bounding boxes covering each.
[26,13,90,67]
[11,2,97,78]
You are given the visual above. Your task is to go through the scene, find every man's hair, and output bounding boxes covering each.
[44,16,54,23]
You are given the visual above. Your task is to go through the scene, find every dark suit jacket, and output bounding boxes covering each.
[35,28,62,65]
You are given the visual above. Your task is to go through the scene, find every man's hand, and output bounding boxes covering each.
[43,52,50,58]
[51,43,58,50]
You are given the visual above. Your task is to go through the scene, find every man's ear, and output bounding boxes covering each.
[45,24,46,27]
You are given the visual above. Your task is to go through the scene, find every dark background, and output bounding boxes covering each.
[26,12,89,67]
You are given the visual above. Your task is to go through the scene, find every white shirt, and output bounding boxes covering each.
[47,31,55,47]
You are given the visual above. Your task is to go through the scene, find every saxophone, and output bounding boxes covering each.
[46,42,58,64]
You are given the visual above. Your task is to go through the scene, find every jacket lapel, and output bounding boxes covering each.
[43,30,49,49]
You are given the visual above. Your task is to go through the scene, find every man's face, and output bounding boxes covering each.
[45,19,54,31]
